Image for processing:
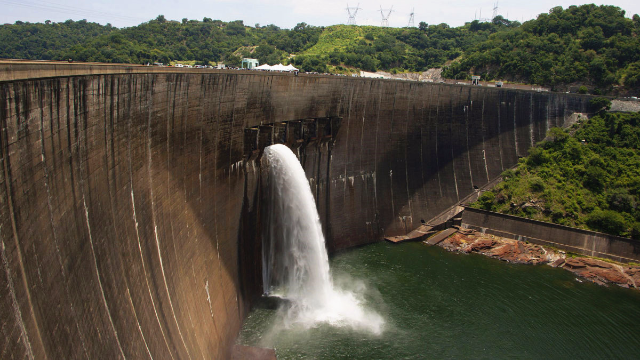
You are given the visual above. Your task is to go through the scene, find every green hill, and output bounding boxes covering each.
[0,19,116,60]
[0,15,510,73]
[443,5,640,93]
[292,23,511,73]
[1,4,639,92]
[472,101,640,239]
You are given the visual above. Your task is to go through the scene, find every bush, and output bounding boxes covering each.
[529,177,545,192]
[526,147,550,167]
[501,169,515,179]
[550,205,565,221]
[547,127,569,143]
[606,188,637,212]
[578,85,588,94]
[477,191,496,211]
[589,97,612,112]
[586,209,627,235]
[631,222,640,240]
[583,165,607,192]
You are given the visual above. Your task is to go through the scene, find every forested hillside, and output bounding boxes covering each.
[0,19,116,60]
[0,16,322,67]
[1,4,639,91]
[291,21,516,73]
[472,103,640,240]
[0,14,514,72]
[444,5,640,92]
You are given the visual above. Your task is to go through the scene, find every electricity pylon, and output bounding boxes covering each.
[408,8,415,27]
[380,5,394,27]
[346,3,362,25]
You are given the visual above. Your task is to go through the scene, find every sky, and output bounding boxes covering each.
[1,0,639,29]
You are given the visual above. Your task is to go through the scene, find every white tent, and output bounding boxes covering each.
[253,63,298,72]
[270,63,287,71]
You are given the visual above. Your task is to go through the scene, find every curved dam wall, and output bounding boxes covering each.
[0,65,590,359]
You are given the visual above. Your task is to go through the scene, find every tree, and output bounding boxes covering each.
[586,209,627,235]
[526,147,550,166]
[589,97,612,113]
[225,20,245,36]
[156,15,166,23]
[492,15,509,26]
[419,22,428,31]
[547,127,569,144]
[549,6,563,15]
[293,22,308,31]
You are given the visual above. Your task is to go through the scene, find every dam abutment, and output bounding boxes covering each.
[0,65,590,358]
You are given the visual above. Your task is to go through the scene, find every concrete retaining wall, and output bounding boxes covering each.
[462,207,640,263]
[0,63,591,358]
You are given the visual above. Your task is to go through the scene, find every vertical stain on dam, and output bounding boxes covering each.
[0,68,589,359]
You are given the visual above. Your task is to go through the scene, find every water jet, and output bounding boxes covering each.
[261,144,384,334]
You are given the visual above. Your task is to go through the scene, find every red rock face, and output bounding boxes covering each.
[466,239,497,252]
[441,234,465,251]
[432,229,640,290]
[589,268,629,285]
[565,258,589,269]
[625,268,640,287]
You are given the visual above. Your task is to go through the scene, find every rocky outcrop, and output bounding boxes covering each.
[434,230,640,290]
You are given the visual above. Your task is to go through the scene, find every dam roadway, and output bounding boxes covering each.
[0,62,590,359]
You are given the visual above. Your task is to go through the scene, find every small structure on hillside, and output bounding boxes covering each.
[472,75,481,86]
[241,58,259,69]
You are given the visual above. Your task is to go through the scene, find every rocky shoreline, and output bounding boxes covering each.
[435,228,640,290]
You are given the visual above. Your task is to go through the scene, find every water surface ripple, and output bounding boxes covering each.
[239,242,640,359]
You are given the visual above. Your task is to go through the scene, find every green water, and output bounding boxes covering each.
[238,242,640,359]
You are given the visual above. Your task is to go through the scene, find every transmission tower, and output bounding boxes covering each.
[492,1,499,20]
[380,5,394,27]
[476,8,491,22]
[346,3,362,25]
[408,8,415,27]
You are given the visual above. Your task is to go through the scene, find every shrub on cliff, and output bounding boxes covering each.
[477,191,496,211]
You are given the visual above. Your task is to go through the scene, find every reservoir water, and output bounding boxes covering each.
[238,241,640,359]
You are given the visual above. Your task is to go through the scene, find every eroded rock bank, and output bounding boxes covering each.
[435,228,640,290]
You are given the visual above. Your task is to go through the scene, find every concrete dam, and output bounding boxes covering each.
[0,63,590,359]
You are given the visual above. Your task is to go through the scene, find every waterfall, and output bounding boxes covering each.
[262,144,384,334]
